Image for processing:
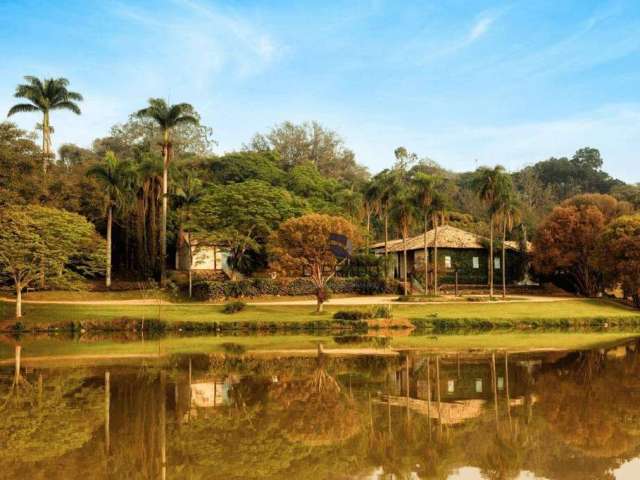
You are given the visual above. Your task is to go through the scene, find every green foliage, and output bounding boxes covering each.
[222,300,247,314]
[333,305,392,320]
[247,120,368,183]
[0,122,41,206]
[191,277,393,300]
[189,180,307,273]
[0,205,105,288]
[209,150,286,185]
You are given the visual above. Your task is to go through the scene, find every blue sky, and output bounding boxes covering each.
[1,0,639,181]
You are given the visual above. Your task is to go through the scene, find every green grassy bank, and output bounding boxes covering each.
[1,298,639,333]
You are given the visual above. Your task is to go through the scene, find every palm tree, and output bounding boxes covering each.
[412,173,437,295]
[495,185,521,299]
[87,151,132,288]
[174,170,203,298]
[363,181,381,252]
[134,153,164,276]
[7,76,83,173]
[136,99,199,287]
[472,165,510,299]
[391,189,416,296]
[371,170,398,278]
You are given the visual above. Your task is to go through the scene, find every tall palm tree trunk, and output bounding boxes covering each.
[384,212,389,278]
[403,236,408,296]
[502,218,507,299]
[489,215,494,299]
[423,213,429,296]
[433,215,439,295]
[366,210,371,253]
[39,113,49,289]
[160,139,169,288]
[106,205,112,288]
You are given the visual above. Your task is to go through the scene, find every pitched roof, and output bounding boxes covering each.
[371,225,531,253]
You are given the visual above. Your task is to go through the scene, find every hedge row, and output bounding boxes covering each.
[191,277,399,300]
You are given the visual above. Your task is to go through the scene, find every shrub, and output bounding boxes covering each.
[222,301,247,314]
[333,306,392,321]
[333,310,374,320]
[373,305,393,319]
[191,277,394,301]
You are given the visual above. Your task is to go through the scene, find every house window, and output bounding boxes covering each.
[494,257,501,270]
[472,257,480,269]
[497,377,504,391]
[447,379,455,393]
[445,256,452,269]
[475,379,483,393]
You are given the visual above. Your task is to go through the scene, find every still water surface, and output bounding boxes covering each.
[2,337,640,479]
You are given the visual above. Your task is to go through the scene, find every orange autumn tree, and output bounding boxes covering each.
[599,214,640,307]
[269,213,361,312]
[533,198,607,297]
[533,194,632,298]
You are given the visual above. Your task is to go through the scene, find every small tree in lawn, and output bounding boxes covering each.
[599,214,640,307]
[268,214,361,312]
[0,205,105,318]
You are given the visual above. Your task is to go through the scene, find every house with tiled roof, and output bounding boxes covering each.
[371,224,532,285]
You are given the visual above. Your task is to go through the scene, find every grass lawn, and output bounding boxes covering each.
[1,298,638,328]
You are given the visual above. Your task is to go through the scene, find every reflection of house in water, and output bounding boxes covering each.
[190,381,233,408]
[379,353,543,425]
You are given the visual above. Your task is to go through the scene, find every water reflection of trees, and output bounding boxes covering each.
[3,343,640,479]
[531,345,640,478]
[0,364,103,478]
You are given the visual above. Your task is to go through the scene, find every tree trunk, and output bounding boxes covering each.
[384,212,389,278]
[15,280,22,318]
[424,213,429,296]
[403,236,408,296]
[366,210,371,253]
[489,215,494,299]
[316,298,323,313]
[502,218,507,299]
[491,352,499,426]
[160,140,169,288]
[106,205,112,289]
[433,215,439,295]
[105,371,111,454]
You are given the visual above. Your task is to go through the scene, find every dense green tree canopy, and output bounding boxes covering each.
[189,180,307,272]
[247,121,368,183]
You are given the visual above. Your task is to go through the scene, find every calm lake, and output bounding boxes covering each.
[2,334,640,479]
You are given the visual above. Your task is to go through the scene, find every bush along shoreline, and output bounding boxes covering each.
[3,316,371,334]
[412,315,640,332]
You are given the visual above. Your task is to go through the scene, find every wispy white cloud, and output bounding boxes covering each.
[467,14,496,43]
[111,0,281,91]
[415,9,501,63]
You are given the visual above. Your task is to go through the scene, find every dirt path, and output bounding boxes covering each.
[0,294,575,307]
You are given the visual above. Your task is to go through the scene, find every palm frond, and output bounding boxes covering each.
[51,101,81,114]
[173,114,199,126]
[7,103,40,116]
